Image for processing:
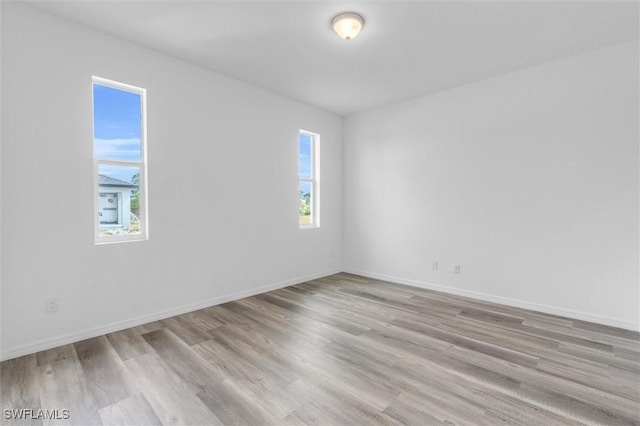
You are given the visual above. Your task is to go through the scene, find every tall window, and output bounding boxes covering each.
[299,130,319,228]
[93,77,147,243]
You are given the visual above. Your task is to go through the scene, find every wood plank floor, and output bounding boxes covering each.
[2,273,639,425]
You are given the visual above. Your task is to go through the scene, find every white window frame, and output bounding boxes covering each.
[93,76,148,244]
[299,130,320,229]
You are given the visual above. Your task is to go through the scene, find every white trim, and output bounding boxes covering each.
[95,158,143,168]
[4,267,635,361]
[0,268,342,361]
[92,76,145,96]
[343,268,640,332]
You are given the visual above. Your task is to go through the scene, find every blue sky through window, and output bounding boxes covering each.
[93,83,142,183]
[299,181,311,195]
[299,133,312,180]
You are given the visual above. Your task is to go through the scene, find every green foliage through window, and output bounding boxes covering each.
[299,191,311,216]
[130,172,140,211]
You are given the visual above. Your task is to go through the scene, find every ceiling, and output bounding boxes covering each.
[27,1,640,116]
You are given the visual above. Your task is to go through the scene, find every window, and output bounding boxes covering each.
[299,130,319,228]
[93,77,147,243]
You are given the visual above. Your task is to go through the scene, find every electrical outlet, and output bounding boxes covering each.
[454,264,461,274]
[432,261,438,270]
[46,298,59,313]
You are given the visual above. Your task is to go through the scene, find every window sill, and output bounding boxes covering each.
[299,224,320,230]
[95,234,148,245]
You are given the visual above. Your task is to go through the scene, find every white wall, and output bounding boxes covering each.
[1,3,343,360]
[0,0,4,359]
[344,40,639,330]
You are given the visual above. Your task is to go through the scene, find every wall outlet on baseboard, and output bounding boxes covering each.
[454,264,461,274]
[46,298,59,314]
[432,261,438,270]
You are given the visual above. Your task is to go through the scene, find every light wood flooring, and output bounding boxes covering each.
[2,273,639,425]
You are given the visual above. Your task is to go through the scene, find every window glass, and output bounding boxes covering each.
[93,77,147,242]
[299,134,312,179]
[299,181,313,226]
[93,84,142,161]
[97,164,141,237]
[299,131,319,228]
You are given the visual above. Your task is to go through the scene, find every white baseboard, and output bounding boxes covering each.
[344,268,640,332]
[3,267,636,361]
[0,268,342,361]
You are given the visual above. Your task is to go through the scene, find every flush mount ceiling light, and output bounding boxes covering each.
[331,12,364,41]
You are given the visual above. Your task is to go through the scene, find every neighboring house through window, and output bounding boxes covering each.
[98,175,138,229]
[93,77,147,243]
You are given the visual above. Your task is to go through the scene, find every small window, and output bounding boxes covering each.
[299,130,319,228]
[93,77,147,243]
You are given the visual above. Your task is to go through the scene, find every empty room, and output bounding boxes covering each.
[1,1,639,425]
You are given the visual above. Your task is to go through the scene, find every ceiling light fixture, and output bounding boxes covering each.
[331,12,364,41]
